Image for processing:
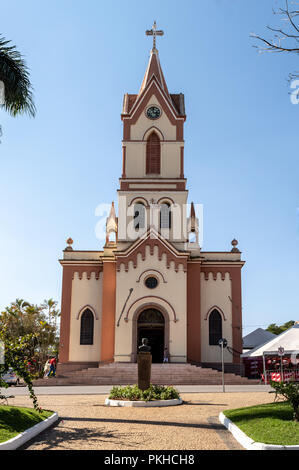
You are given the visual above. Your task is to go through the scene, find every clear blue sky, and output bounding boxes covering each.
[0,0,298,335]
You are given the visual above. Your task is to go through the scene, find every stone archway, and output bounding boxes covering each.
[131,304,170,363]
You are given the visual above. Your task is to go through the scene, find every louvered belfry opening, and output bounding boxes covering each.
[160,203,171,229]
[80,309,94,345]
[134,203,146,229]
[146,131,161,174]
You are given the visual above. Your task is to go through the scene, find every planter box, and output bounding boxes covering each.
[105,398,182,407]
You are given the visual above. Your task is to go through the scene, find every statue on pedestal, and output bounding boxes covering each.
[138,338,151,353]
[137,338,152,391]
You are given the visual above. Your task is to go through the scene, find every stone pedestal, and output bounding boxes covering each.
[137,352,152,391]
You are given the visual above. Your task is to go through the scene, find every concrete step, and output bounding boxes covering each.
[34,378,259,386]
[34,376,258,386]
[33,363,258,386]
[69,371,222,377]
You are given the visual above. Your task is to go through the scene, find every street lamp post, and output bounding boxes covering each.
[218,338,228,393]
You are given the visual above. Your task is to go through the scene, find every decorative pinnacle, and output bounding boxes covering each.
[65,237,73,251]
[231,239,240,253]
[145,21,164,51]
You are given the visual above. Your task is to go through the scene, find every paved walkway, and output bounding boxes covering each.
[5,391,273,450]
[8,384,270,395]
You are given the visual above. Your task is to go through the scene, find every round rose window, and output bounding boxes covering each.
[144,276,158,289]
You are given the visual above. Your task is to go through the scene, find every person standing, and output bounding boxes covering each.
[48,356,57,377]
[163,348,169,363]
[43,358,50,378]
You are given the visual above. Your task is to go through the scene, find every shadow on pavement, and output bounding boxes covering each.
[20,418,134,450]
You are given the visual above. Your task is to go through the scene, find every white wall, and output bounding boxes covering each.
[117,191,189,244]
[114,245,187,362]
[69,272,102,362]
[200,271,233,363]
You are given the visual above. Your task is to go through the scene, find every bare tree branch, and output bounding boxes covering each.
[251,33,299,53]
[252,1,299,79]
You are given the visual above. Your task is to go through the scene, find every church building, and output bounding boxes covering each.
[58,23,245,373]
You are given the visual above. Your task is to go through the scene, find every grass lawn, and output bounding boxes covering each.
[0,406,53,443]
[224,401,299,446]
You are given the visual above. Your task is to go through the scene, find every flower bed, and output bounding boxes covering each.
[108,384,180,402]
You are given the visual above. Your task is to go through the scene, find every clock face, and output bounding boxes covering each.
[146,106,161,120]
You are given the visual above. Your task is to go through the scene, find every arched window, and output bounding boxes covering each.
[146,132,160,174]
[188,231,196,243]
[134,203,145,230]
[160,203,171,229]
[209,309,222,346]
[80,308,94,345]
[138,309,165,326]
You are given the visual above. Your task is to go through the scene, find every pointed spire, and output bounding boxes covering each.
[139,48,170,97]
[187,203,200,247]
[106,202,118,244]
[190,202,196,232]
[108,201,116,220]
[139,22,169,97]
[121,22,186,119]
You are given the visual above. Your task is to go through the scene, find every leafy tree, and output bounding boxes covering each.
[270,380,299,421]
[0,328,41,411]
[41,298,60,331]
[266,320,295,335]
[0,299,60,377]
[0,34,36,141]
[0,35,35,117]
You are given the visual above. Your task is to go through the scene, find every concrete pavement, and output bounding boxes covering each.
[4,384,271,395]
[11,391,273,450]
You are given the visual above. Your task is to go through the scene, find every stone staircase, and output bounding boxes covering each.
[33,363,260,386]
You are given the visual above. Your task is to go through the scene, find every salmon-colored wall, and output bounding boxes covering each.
[187,262,201,363]
[59,266,73,363]
[230,267,243,364]
[100,261,116,362]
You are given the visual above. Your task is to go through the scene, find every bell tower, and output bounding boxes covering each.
[117,22,191,250]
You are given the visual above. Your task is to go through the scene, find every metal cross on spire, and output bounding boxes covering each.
[146,21,164,51]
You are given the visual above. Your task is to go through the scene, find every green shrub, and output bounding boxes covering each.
[109,384,180,402]
[270,380,299,422]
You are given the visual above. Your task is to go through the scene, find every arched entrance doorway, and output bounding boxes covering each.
[137,308,165,363]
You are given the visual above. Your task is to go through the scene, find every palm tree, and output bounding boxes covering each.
[41,299,60,329]
[0,35,36,118]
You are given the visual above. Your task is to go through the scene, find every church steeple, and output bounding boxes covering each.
[139,21,170,97]
[121,22,186,120]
